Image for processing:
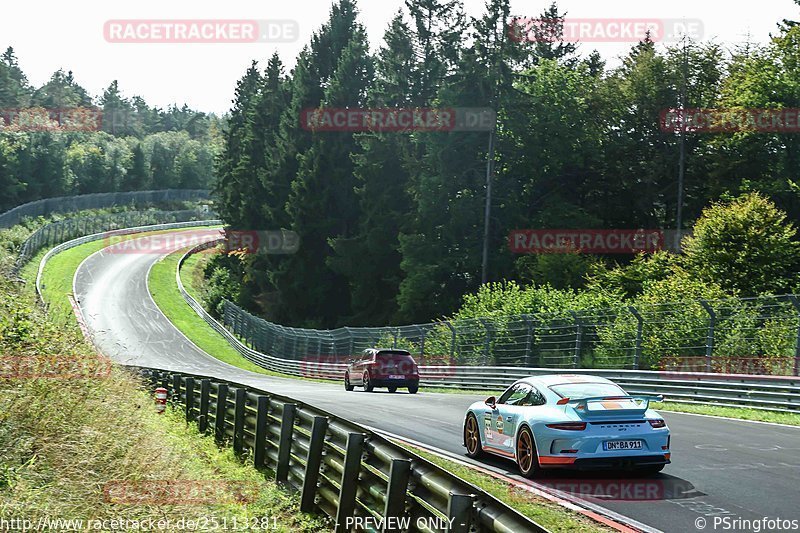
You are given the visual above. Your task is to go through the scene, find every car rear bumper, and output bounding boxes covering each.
[540,454,671,470]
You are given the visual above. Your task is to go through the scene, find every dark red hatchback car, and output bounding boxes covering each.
[344,348,420,394]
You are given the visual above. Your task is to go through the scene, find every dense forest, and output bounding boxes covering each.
[0,48,222,211]
[210,0,800,329]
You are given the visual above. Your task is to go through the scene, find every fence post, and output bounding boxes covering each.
[254,396,270,470]
[383,459,411,532]
[345,327,354,357]
[479,319,494,365]
[445,321,457,361]
[699,300,716,372]
[789,295,800,377]
[447,493,475,533]
[276,403,297,484]
[300,415,329,513]
[184,377,195,422]
[417,326,426,358]
[198,379,211,433]
[523,315,535,367]
[214,383,229,443]
[334,432,366,533]
[233,388,246,455]
[569,311,583,369]
[629,306,644,370]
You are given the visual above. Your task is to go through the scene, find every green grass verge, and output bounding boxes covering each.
[653,401,800,426]
[149,249,324,380]
[2,234,330,530]
[404,445,610,532]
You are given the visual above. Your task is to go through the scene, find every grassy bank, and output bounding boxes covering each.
[0,280,328,531]
[147,249,292,377]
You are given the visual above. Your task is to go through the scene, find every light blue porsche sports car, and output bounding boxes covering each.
[462,374,671,477]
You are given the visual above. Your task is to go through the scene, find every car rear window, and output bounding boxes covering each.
[376,351,412,359]
[550,382,626,399]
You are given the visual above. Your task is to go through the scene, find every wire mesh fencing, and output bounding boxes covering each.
[0,189,210,228]
[13,209,216,274]
[220,294,800,376]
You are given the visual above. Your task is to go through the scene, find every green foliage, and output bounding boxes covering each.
[207,1,800,331]
[683,193,800,296]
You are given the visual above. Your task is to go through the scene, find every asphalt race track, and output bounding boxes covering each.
[73,229,800,533]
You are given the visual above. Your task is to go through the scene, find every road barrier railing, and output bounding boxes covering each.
[176,243,800,413]
[14,209,216,274]
[135,366,547,533]
[0,188,210,228]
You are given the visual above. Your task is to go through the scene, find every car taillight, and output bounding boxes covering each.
[546,422,587,431]
[648,419,667,428]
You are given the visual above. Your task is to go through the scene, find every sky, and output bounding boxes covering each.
[5,0,798,115]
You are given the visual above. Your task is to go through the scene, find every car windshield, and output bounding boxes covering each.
[550,382,627,400]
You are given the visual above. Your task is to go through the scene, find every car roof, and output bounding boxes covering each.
[516,374,614,387]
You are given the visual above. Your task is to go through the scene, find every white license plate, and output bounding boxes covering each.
[603,440,643,451]
[388,375,404,380]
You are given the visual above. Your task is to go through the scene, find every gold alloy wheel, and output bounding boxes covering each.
[465,415,480,454]
[517,428,535,474]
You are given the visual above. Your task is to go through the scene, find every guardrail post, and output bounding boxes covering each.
[523,315,535,367]
[198,379,210,433]
[171,374,182,403]
[789,295,800,376]
[214,383,229,443]
[334,432,365,533]
[447,493,475,533]
[300,415,329,513]
[382,459,411,532]
[629,306,644,370]
[184,377,195,422]
[480,319,494,365]
[254,396,270,469]
[276,403,297,484]
[233,388,246,455]
[569,311,583,368]
[392,328,399,348]
[699,300,716,372]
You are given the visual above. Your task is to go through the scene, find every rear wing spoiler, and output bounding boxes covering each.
[559,395,665,414]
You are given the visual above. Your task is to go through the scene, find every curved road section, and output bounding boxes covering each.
[74,229,800,533]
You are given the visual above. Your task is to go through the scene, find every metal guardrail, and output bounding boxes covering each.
[13,209,216,274]
[35,220,222,301]
[135,366,547,533]
[0,189,211,228]
[176,243,800,413]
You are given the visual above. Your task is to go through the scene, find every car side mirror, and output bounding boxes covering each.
[485,396,496,409]
[348,358,354,364]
